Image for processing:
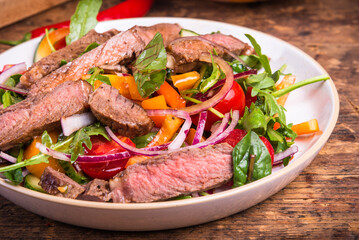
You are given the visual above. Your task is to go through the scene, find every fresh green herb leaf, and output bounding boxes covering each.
[238,55,262,70]
[242,106,269,135]
[58,161,89,184]
[229,60,247,74]
[258,91,287,124]
[3,148,24,185]
[132,132,157,148]
[66,0,102,45]
[69,128,92,163]
[83,123,109,140]
[133,32,167,97]
[60,59,68,66]
[246,73,275,92]
[0,32,31,46]
[86,67,111,87]
[245,34,272,75]
[233,131,272,187]
[79,42,100,56]
[2,91,23,108]
[199,53,221,93]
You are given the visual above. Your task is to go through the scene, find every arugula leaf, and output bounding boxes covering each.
[245,34,272,75]
[238,55,262,70]
[133,32,167,97]
[258,91,287,124]
[41,131,53,147]
[233,131,272,187]
[86,67,111,88]
[60,59,68,67]
[246,73,275,92]
[3,148,24,185]
[0,32,31,46]
[66,0,102,45]
[0,74,24,107]
[69,123,109,162]
[79,42,100,57]
[199,53,221,93]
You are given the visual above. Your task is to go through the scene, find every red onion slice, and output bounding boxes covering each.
[273,145,299,166]
[146,109,191,150]
[208,113,230,141]
[181,54,234,115]
[0,62,26,84]
[36,143,71,161]
[106,110,240,157]
[61,112,96,136]
[0,84,28,95]
[192,111,207,145]
[234,69,257,79]
[0,151,17,163]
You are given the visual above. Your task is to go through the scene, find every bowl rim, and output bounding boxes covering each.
[0,17,340,211]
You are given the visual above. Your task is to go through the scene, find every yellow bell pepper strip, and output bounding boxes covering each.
[171,71,201,92]
[147,115,184,147]
[141,95,168,127]
[82,74,132,99]
[185,128,206,145]
[124,75,147,101]
[291,119,321,135]
[275,75,296,106]
[24,131,64,178]
[156,81,186,109]
[125,155,150,168]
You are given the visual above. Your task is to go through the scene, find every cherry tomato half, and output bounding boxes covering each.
[192,81,246,131]
[245,86,257,108]
[78,135,135,180]
[221,129,274,165]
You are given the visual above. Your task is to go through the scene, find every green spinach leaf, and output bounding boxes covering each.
[233,131,272,187]
[66,0,102,45]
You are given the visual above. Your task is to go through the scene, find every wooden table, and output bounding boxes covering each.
[0,0,358,238]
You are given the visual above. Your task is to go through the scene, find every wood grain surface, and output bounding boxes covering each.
[0,0,358,239]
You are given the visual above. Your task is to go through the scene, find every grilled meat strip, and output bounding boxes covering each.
[89,84,154,138]
[167,33,255,72]
[110,143,234,203]
[28,23,181,97]
[0,80,92,151]
[20,29,120,88]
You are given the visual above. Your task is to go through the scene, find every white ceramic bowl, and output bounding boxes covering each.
[0,17,339,231]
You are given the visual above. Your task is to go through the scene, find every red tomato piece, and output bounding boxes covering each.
[192,81,246,131]
[78,135,135,180]
[221,129,274,165]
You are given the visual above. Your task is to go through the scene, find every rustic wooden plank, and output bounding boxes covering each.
[0,0,71,28]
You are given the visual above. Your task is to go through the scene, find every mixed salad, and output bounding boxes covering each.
[0,0,329,201]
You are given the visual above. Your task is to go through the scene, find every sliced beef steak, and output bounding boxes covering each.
[167,34,255,72]
[28,23,181,97]
[40,167,85,199]
[89,84,154,138]
[0,80,92,151]
[20,29,120,88]
[110,143,234,203]
[77,179,111,202]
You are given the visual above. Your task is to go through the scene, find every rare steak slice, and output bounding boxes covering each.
[89,84,154,138]
[0,80,92,151]
[20,29,120,88]
[28,23,181,97]
[40,167,85,199]
[167,33,255,72]
[110,143,234,203]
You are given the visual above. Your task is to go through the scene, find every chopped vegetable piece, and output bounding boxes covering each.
[147,115,184,147]
[291,119,320,135]
[185,128,206,145]
[34,27,70,62]
[275,75,296,106]
[141,95,168,127]
[24,132,64,178]
[172,71,201,92]
[125,155,150,168]
[124,75,147,101]
[156,81,186,108]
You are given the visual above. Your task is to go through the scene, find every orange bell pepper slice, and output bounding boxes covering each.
[34,27,69,61]
[125,155,150,168]
[141,95,168,127]
[147,115,184,147]
[24,131,65,178]
[156,81,186,109]
[275,75,296,106]
[171,71,201,92]
[291,119,321,135]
